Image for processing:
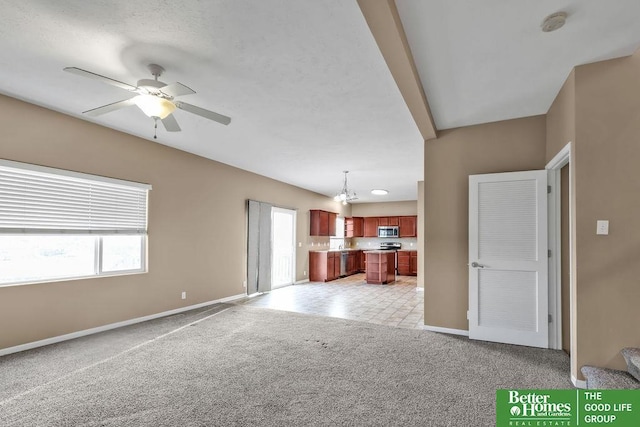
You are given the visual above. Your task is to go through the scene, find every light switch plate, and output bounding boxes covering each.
[596,220,609,235]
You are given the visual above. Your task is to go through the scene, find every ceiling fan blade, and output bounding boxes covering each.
[161,114,181,132]
[160,82,195,98]
[175,101,231,125]
[82,98,136,117]
[64,67,138,92]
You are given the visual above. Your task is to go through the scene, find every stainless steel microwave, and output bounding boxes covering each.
[378,226,399,238]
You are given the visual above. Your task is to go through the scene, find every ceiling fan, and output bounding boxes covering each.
[64,64,231,138]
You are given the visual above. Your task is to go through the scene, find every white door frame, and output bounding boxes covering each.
[545,142,572,352]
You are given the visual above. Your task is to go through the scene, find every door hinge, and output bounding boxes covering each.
[548,249,552,258]
[548,314,552,323]
[547,185,552,194]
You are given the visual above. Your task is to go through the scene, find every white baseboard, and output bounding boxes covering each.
[0,293,246,357]
[571,374,587,389]
[294,279,310,285]
[422,324,470,336]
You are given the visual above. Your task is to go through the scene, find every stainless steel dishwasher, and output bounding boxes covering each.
[340,251,348,276]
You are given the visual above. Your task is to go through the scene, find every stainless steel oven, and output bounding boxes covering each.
[378,226,399,238]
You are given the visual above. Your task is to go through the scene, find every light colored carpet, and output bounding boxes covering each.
[0,304,571,426]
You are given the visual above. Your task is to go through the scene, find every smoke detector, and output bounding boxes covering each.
[541,12,567,32]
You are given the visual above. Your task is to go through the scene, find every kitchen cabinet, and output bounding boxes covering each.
[397,250,417,276]
[397,250,410,275]
[399,216,417,237]
[347,251,357,275]
[345,217,364,238]
[410,251,418,275]
[363,217,378,237]
[379,216,399,226]
[364,251,396,284]
[356,250,365,272]
[309,251,341,282]
[310,210,337,236]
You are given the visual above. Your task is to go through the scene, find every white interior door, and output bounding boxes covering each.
[271,207,296,289]
[468,170,548,348]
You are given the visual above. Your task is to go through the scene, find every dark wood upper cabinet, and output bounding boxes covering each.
[378,217,389,226]
[399,216,417,237]
[345,217,364,238]
[363,217,379,237]
[387,216,399,226]
[328,212,336,236]
[310,210,338,236]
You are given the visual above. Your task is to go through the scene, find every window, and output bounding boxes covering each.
[0,160,151,286]
[329,216,345,249]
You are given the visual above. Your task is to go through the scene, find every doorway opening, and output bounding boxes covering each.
[271,207,296,289]
[546,142,573,360]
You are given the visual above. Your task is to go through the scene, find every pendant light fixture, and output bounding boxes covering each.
[333,170,358,205]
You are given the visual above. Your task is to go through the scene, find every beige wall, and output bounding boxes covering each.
[423,116,547,330]
[546,70,575,163]
[545,67,578,375]
[350,200,417,217]
[417,181,424,289]
[570,52,640,375]
[0,94,347,350]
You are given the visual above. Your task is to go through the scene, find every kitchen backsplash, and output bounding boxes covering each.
[349,237,418,250]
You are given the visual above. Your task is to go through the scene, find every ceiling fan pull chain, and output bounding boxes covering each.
[153,118,158,139]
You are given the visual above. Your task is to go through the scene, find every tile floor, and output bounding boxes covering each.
[239,273,424,329]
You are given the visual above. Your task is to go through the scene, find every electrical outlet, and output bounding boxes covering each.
[243,280,247,289]
[304,270,307,276]
[181,291,186,300]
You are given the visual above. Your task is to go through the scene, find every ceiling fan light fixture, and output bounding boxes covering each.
[133,94,176,119]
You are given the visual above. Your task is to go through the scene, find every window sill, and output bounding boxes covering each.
[0,269,148,288]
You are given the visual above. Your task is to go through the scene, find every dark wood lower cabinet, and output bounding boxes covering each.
[310,250,363,282]
[397,250,418,276]
[410,251,418,275]
[309,251,339,282]
[347,251,357,275]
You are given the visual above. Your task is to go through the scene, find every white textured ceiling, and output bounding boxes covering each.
[2,1,640,204]
[0,0,423,202]
[396,0,640,130]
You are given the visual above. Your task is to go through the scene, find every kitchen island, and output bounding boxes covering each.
[363,251,396,284]
[309,249,362,282]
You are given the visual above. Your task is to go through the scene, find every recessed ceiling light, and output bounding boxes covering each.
[371,189,388,196]
[541,12,567,33]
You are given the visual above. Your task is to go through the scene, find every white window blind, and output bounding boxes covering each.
[0,160,151,235]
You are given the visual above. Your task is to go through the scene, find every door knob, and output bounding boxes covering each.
[471,262,486,268]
